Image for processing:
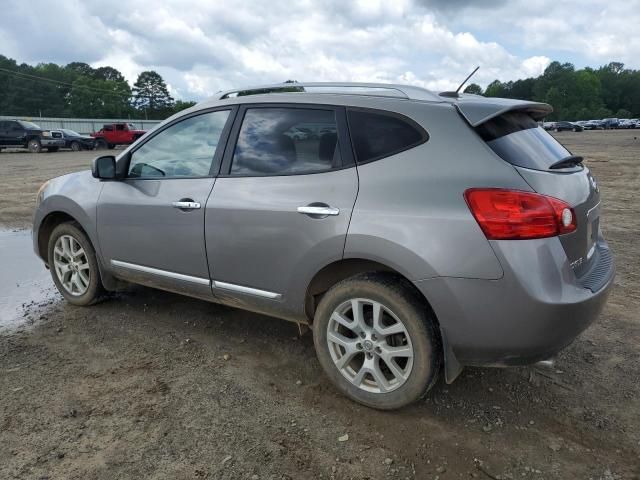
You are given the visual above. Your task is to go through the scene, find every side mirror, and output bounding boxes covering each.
[91,155,117,179]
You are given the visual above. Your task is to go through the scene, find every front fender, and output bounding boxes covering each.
[32,171,117,289]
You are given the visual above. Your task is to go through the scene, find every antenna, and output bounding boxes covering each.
[455,66,480,94]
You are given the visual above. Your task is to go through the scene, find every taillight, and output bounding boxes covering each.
[464,188,577,240]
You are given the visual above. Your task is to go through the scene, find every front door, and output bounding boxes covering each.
[97,108,234,299]
[205,105,358,318]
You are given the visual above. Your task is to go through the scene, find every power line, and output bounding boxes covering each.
[0,66,133,98]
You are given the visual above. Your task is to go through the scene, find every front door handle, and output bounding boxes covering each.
[172,200,201,210]
[297,205,340,216]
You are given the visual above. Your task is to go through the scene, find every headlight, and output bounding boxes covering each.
[36,180,50,206]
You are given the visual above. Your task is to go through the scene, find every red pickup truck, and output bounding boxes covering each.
[91,122,146,149]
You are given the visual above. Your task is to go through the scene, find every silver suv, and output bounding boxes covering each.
[33,83,615,409]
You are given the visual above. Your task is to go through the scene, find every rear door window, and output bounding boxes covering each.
[475,112,576,171]
[347,109,428,164]
[230,107,341,176]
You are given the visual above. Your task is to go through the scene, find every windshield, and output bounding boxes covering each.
[475,112,577,171]
[61,129,81,136]
[18,120,41,129]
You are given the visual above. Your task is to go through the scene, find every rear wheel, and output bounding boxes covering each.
[48,222,105,306]
[27,138,42,153]
[313,273,441,410]
[70,141,82,151]
[95,138,108,150]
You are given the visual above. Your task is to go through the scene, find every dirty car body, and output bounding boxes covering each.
[33,83,615,409]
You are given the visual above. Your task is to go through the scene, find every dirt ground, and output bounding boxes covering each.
[0,132,638,480]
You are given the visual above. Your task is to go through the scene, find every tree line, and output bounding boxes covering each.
[464,61,640,121]
[2,55,639,122]
[0,54,195,120]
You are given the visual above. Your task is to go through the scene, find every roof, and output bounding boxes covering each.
[185,82,553,128]
[215,82,444,103]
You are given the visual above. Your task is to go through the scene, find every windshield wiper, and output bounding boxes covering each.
[549,155,583,170]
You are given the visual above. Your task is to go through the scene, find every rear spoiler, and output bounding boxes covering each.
[452,96,553,127]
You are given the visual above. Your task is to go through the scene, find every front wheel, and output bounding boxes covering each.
[95,138,108,150]
[48,222,105,306]
[27,138,42,153]
[70,141,82,151]
[313,273,441,410]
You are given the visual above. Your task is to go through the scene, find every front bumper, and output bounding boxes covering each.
[414,236,615,369]
[41,138,65,147]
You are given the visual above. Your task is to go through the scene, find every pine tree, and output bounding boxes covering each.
[132,71,174,118]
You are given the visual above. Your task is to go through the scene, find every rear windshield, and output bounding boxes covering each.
[476,112,575,171]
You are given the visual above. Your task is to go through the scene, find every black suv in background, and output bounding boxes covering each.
[0,120,65,153]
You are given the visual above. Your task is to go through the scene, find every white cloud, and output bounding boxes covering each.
[1,0,639,100]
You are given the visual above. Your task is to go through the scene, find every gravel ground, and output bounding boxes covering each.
[0,132,638,479]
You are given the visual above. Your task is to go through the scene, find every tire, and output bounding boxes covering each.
[107,144,115,150]
[554,128,560,132]
[572,128,577,132]
[27,138,42,153]
[47,222,105,306]
[70,141,82,152]
[95,138,108,150]
[313,273,441,410]
[47,147,59,152]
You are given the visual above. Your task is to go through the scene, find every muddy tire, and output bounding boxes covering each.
[313,273,441,410]
[95,138,108,150]
[47,222,105,306]
[27,138,42,153]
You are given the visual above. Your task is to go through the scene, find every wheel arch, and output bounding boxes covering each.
[303,257,461,382]
[36,210,118,291]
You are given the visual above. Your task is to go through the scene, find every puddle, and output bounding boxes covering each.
[0,230,58,331]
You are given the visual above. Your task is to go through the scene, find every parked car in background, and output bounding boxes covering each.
[585,120,605,130]
[552,121,583,132]
[602,118,619,129]
[91,122,146,150]
[542,121,555,130]
[0,120,65,153]
[54,129,96,151]
[33,82,615,409]
[618,119,638,129]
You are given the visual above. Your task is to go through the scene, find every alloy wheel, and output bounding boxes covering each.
[53,234,90,296]
[326,298,414,393]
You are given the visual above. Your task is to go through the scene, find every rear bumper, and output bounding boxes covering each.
[414,236,615,368]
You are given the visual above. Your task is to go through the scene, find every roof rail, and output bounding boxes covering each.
[217,82,442,102]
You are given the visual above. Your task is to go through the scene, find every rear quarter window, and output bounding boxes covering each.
[347,109,428,164]
[475,112,575,171]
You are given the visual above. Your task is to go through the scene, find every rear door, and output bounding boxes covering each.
[205,104,357,315]
[5,121,23,146]
[97,108,235,299]
[0,122,8,145]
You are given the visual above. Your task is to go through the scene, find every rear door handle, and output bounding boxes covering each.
[297,206,340,216]
[172,201,201,210]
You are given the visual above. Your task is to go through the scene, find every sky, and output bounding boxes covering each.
[1,0,640,101]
